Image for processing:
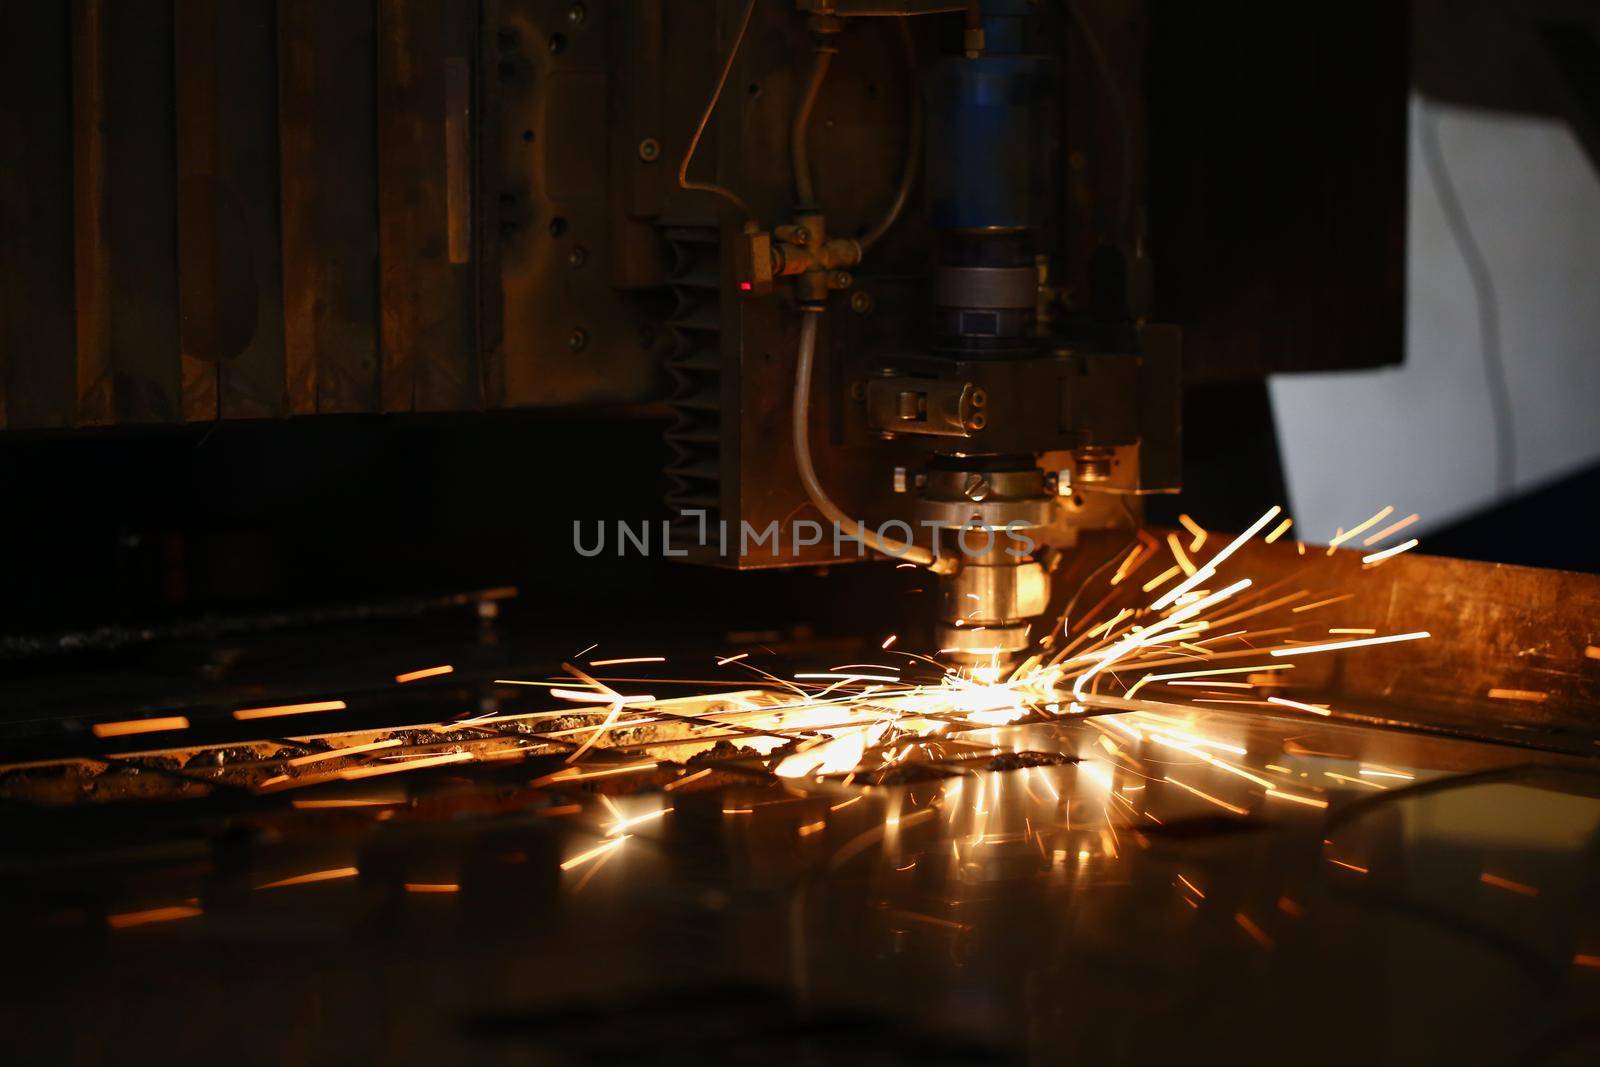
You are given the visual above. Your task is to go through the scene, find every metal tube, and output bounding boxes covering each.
[792,310,936,566]
[859,17,921,252]
[791,46,834,206]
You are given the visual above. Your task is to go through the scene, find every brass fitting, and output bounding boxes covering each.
[770,212,861,303]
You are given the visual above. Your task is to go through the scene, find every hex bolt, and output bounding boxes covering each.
[850,290,874,314]
[827,270,852,289]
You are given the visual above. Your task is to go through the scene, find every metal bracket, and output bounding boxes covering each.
[864,375,984,438]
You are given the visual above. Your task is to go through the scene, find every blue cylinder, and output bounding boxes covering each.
[923,48,1058,232]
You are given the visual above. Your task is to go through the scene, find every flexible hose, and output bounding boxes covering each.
[792,310,936,566]
[791,47,835,206]
[677,0,760,221]
[858,17,920,252]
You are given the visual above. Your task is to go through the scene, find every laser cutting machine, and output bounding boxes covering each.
[0,0,1407,661]
[9,6,1600,1063]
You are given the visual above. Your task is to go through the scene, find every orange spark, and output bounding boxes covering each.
[395,665,454,684]
[589,656,667,667]
[92,715,190,739]
[1277,896,1305,918]
[1265,788,1329,809]
[1328,506,1393,552]
[1176,874,1205,899]
[405,883,460,893]
[561,836,628,871]
[233,700,346,721]
[881,634,898,649]
[1263,517,1293,544]
[256,866,359,890]
[1324,771,1384,790]
[1270,631,1428,657]
[1235,912,1274,949]
[287,739,402,767]
[1177,513,1208,551]
[531,760,659,787]
[1150,506,1280,611]
[1575,954,1600,969]
[1487,688,1548,703]
[1362,512,1419,546]
[1166,532,1197,576]
[1291,593,1354,613]
[607,809,667,836]
[550,689,655,705]
[1164,776,1249,816]
[290,797,402,809]
[716,653,750,665]
[1362,538,1418,565]
[108,905,203,929]
[664,768,713,791]
[338,751,473,780]
[1266,696,1333,717]
[1141,564,1182,593]
[1479,872,1539,897]
[1327,858,1368,874]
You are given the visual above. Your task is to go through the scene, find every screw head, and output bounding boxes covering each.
[637,137,661,162]
[568,245,588,268]
[568,328,588,351]
[970,388,987,409]
[827,270,853,289]
[849,290,873,314]
[567,3,586,25]
[962,474,991,501]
